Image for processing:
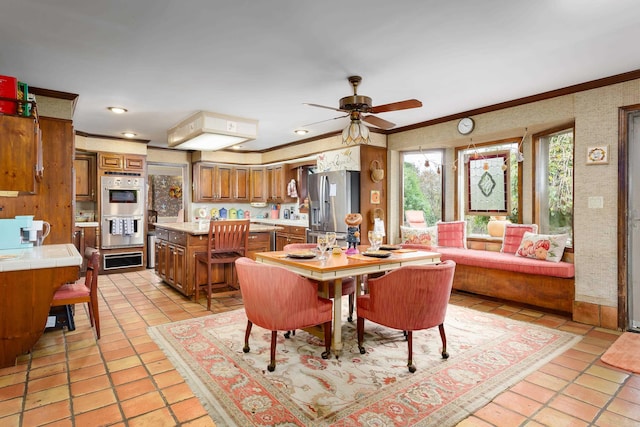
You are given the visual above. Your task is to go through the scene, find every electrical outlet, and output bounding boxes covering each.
[588,196,604,209]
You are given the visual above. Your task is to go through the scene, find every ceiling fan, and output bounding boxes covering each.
[304,75,423,130]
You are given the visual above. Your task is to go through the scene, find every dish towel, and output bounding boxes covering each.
[287,179,298,198]
[123,218,134,236]
[111,218,123,235]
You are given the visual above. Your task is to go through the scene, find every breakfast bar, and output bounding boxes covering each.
[153,222,282,297]
[0,244,82,368]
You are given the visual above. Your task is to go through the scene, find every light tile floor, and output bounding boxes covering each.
[1,269,638,426]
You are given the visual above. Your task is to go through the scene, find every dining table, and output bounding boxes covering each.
[254,246,441,355]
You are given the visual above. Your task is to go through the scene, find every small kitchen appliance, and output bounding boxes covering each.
[0,215,35,250]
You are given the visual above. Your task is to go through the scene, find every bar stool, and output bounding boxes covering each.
[195,219,249,310]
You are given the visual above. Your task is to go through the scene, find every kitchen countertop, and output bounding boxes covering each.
[250,218,308,227]
[0,243,82,272]
[154,222,283,235]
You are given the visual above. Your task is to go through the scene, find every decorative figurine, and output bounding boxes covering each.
[344,213,362,254]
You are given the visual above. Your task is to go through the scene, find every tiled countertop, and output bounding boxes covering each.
[154,222,283,236]
[250,218,308,227]
[0,244,82,272]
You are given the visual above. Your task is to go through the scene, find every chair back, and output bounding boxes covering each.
[235,257,326,330]
[283,243,316,251]
[207,219,250,255]
[405,210,427,228]
[147,210,158,231]
[85,247,100,294]
[367,260,456,330]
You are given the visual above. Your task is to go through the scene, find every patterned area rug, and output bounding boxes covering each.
[148,304,580,426]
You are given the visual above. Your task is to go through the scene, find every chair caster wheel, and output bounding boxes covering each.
[321,351,330,359]
[408,364,416,373]
[243,346,250,353]
[267,363,275,372]
[441,351,449,359]
[358,346,366,355]
[284,331,291,339]
[347,316,353,323]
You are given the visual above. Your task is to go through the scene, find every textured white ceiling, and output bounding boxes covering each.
[1,0,639,151]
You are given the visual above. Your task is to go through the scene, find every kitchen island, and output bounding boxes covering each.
[153,222,282,297]
[0,244,82,368]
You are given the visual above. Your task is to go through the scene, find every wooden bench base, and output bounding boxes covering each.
[452,263,575,314]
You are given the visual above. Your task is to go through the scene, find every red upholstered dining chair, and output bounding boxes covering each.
[195,219,250,310]
[356,260,456,373]
[51,248,101,339]
[235,257,332,372]
[284,243,356,322]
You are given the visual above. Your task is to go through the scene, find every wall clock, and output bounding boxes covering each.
[457,117,474,135]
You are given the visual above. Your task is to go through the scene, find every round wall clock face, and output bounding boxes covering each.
[458,117,474,135]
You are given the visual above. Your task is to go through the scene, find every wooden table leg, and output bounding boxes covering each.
[332,278,342,356]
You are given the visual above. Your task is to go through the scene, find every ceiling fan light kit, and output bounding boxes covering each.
[308,75,423,139]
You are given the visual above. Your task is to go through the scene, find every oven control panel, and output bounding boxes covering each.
[103,177,143,188]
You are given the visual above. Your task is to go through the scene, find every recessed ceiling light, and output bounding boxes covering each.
[294,129,309,135]
[122,132,136,138]
[108,107,128,114]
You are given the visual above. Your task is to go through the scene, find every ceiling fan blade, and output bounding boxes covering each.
[369,99,422,114]
[304,103,346,113]
[302,114,349,128]
[362,114,395,130]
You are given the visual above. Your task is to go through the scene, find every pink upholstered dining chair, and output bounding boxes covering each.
[356,260,456,373]
[284,243,356,322]
[51,248,101,339]
[235,257,333,372]
[195,219,249,310]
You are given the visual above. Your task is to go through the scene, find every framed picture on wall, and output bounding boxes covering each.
[586,145,609,165]
[465,151,510,216]
[370,190,381,204]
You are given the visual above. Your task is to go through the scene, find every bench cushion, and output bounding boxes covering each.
[435,246,575,278]
[501,223,538,254]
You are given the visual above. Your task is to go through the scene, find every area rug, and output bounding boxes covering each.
[601,332,640,374]
[148,304,580,426]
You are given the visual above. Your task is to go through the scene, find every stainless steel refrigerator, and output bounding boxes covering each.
[307,170,360,243]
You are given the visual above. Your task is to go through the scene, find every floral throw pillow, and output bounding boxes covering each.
[437,221,467,248]
[400,225,437,247]
[501,223,538,254]
[515,232,568,262]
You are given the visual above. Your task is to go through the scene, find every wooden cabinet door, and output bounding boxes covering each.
[174,245,187,293]
[193,163,216,202]
[124,155,144,171]
[234,166,250,201]
[216,164,233,201]
[0,115,39,193]
[268,165,286,201]
[275,234,288,251]
[154,241,162,275]
[99,153,123,170]
[157,240,168,279]
[250,167,267,202]
[74,153,96,201]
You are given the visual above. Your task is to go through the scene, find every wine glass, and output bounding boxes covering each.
[373,232,383,250]
[367,230,376,250]
[317,236,329,261]
[326,232,337,251]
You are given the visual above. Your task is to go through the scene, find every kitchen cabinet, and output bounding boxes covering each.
[266,165,285,201]
[99,153,145,173]
[0,114,42,193]
[154,224,278,297]
[74,152,96,201]
[275,225,307,251]
[193,162,250,203]
[250,167,267,202]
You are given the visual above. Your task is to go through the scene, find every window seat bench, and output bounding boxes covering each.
[401,244,575,314]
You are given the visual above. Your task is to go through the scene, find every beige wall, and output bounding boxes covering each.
[388,78,640,309]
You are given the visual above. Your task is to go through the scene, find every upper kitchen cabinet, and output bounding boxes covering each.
[74,152,96,201]
[192,162,249,203]
[266,164,298,203]
[0,114,43,193]
[250,167,267,203]
[98,153,145,173]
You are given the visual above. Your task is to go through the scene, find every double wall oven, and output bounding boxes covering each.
[100,175,145,270]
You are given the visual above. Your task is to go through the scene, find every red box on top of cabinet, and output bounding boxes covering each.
[0,75,18,114]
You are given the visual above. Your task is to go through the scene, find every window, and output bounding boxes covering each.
[402,150,443,226]
[456,139,521,235]
[533,127,574,246]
